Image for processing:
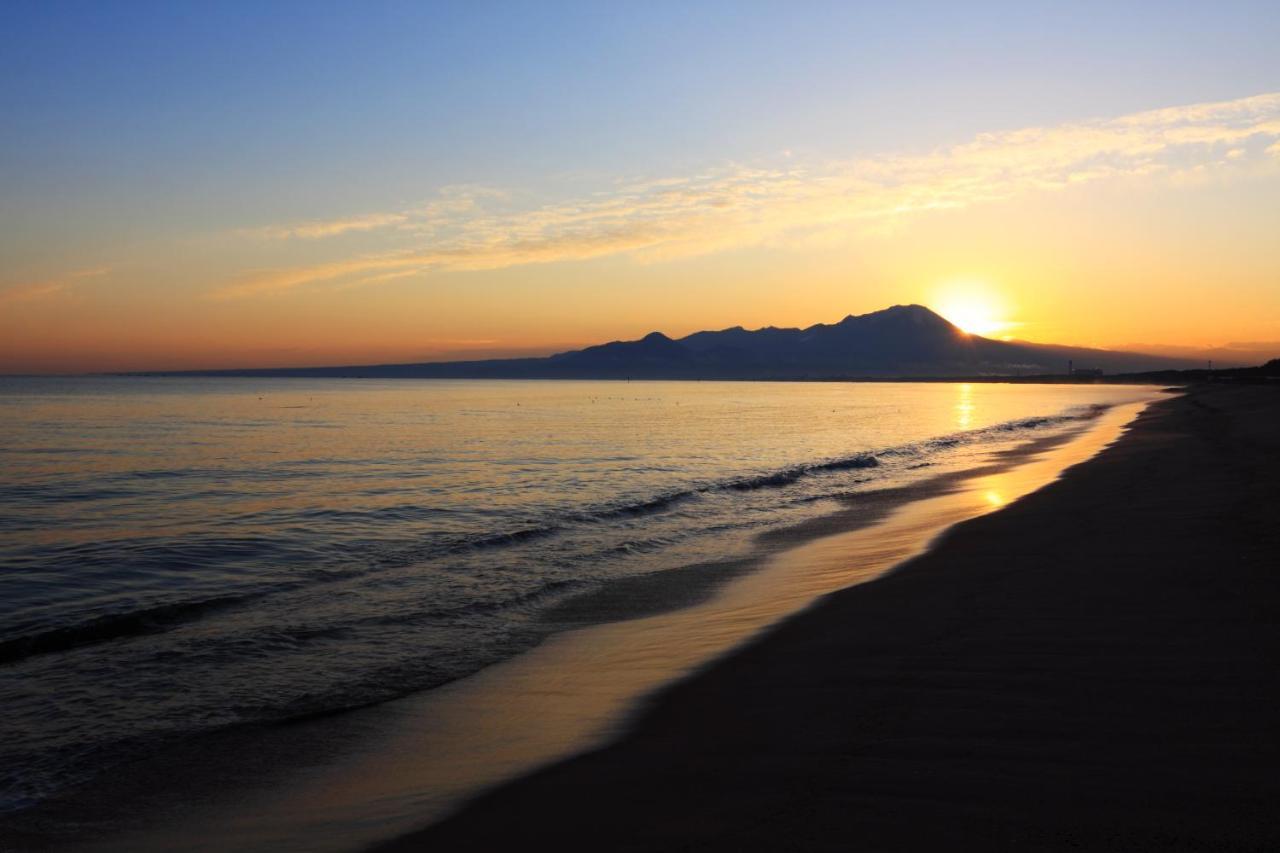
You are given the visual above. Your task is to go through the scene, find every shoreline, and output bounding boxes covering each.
[380,383,1280,851]
[0,396,1154,851]
[20,373,1204,386]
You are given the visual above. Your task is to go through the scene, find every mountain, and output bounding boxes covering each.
[170,305,1207,379]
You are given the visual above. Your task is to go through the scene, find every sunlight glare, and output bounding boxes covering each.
[933,280,1012,337]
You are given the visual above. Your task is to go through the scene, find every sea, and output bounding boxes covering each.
[0,377,1153,815]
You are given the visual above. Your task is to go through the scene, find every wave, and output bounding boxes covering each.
[0,403,1111,669]
[559,404,1103,516]
[0,592,262,666]
[582,489,699,519]
[456,524,564,551]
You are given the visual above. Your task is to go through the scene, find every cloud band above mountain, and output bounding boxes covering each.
[217,92,1280,298]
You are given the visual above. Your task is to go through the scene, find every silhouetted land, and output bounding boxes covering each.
[380,383,1280,852]
[146,305,1222,380]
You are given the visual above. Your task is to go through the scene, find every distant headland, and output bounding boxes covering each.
[145,305,1270,381]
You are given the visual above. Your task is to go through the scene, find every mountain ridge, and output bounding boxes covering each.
[157,305,1214,379]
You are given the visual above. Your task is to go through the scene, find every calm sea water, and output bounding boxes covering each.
[0,377,1151,812]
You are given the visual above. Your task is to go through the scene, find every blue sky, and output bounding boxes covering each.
[2,1,1279,371]
[6,1,1276,225]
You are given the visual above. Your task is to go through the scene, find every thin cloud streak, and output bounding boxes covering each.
[247,212,410,240]
[0,268,109,305]
[217,92,1280,298]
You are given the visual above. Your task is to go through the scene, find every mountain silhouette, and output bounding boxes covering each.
[175,305,1205,378]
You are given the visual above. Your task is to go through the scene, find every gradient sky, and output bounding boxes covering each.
[2,0,1279,372]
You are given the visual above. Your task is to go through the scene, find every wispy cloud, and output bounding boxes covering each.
[0,268,109,305]
[217,92,1280,298]
[246,212,410,240]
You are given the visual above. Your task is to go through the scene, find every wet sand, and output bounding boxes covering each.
[381,384,1280,852]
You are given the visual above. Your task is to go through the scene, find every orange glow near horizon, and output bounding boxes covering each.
[4,89,1280,374]
[933,280,1014,338]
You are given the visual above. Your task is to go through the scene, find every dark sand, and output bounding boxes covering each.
[380,384,1280,852]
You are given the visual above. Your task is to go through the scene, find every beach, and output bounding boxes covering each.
[7,5,1279,851]
[381,383,1280,852]
[4,383,1275,852]
[2,381,1160,853]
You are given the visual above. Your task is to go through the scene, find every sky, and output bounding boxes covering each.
[2,0,1279,373]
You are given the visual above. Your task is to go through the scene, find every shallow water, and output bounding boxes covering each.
[0,377,1152,813]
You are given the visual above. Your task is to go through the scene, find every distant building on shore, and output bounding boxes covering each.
[1067,360,1104,378]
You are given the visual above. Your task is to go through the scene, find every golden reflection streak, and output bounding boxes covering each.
[955,382,975,430]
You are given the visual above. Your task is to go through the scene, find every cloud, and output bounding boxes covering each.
[0,268,109,305]
[248,212,410,240]
[219,92,1280,297]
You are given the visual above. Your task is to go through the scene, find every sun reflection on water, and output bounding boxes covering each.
[955,382,975,430]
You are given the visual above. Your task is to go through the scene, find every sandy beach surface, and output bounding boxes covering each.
[380,383,1280,852]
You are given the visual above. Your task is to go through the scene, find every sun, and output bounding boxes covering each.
[933,282,1013,338]
[940,300,1004,336]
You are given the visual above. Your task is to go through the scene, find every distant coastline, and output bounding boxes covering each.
[113,368,1279,384]
[120,305,1241,381]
